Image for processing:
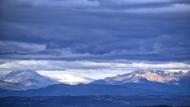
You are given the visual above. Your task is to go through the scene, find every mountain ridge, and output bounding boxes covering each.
[0,69,189,96]
[92,70,190,85]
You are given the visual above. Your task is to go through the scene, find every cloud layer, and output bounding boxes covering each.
[0,41,46,54]
[0,0,190,61]
[0,60,190,79]
[2,0,190,13]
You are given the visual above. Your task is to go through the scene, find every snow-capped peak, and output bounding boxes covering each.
[95,70,190,85]
[0,70,56,90]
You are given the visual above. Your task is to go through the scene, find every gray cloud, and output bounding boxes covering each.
[0,41,46,54]
[4,0,181,6]
[2,0,190,13]
[0,0,190,61]
[1,0,100,7]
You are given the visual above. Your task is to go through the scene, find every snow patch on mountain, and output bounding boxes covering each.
[37,71,93,85]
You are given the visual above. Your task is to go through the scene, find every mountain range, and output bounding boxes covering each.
[0,70,189,97]
[92,70,190,85]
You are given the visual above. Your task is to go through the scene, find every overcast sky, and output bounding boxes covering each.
[0,0,190,61]
[0,0,190,79]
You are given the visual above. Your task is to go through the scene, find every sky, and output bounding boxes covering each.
[0,0,190,79]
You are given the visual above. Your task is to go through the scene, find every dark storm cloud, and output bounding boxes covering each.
[1,0,190,10]
[0,0,190,61]
[0,41,46,54]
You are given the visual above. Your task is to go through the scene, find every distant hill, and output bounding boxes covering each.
[0,82,189,97]
[1,96,190,107]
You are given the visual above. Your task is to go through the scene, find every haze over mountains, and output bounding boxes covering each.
[37,71,92,85]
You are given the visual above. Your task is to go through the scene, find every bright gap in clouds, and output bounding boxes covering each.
[0,60,189,80]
